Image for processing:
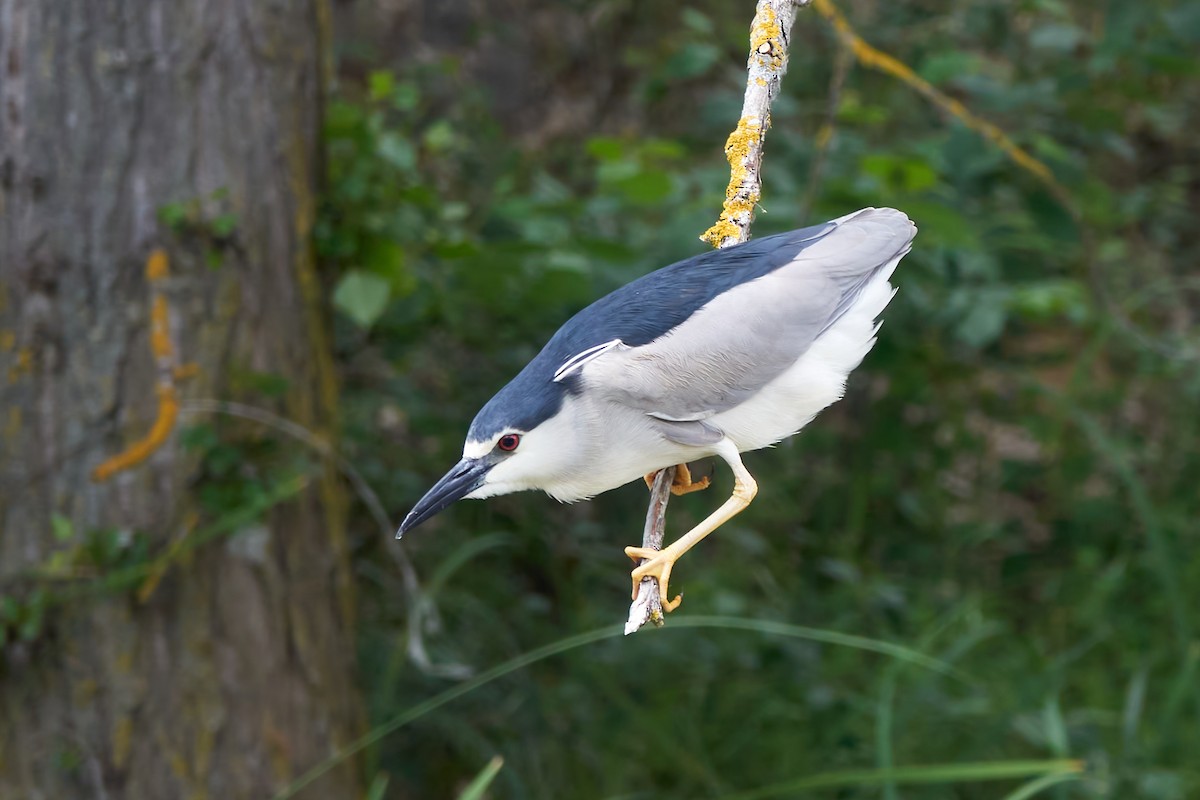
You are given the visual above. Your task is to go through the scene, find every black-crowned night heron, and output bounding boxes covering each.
[399,207,917,611]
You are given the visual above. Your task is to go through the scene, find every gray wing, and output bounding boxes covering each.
[580,208,915,444]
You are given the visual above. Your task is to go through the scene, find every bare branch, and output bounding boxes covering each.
[625,466,676,634]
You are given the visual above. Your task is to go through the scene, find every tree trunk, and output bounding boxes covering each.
[0,2,362,797]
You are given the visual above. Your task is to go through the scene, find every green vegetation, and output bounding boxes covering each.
[318,1,1200,796]
[6,1,1193,796]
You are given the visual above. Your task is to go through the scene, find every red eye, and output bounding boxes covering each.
[497,434,521,452]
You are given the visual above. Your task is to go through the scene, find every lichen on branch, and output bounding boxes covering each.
[701,0,809,250]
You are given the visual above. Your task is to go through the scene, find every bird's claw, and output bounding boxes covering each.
[643,463,711,496]
[624,546,683,612]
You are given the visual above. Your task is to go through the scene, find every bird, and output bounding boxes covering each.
[398,207,917,612]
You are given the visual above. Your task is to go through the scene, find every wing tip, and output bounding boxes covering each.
[834,206,918,241]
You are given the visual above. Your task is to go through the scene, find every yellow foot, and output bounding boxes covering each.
[643,463,711,496]
[624,546,683,612]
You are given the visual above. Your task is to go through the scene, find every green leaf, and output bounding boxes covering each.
[586,136,625,162]
[210,213,238,238]
[1029,23,1085,52]
[180,423,218,453]
[51,513,74,542]
[955,291,1009,349]
[368,70,395,102]
[1,596,20,622]
[391,81,420,111]
[377,132,416,171]
[681,8,714,34]
[423,120,456,152]
[860,154,938,192]
[1007,280,1088,322]
[919,51,984,85]
[456,756,504,800]
[614,170,673,204]
[663,42,721,80]
[333,271,391,328]
[18,593,45,642]
[362,239,412,294]
[640,138,686,160]
[157,201,189,230]
[898,201,980,249]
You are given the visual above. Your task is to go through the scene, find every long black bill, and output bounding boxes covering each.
[397,457,492,538]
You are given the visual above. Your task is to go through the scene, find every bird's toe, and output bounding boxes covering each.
[626,547,684,611]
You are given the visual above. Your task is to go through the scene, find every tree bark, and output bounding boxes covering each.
[0,2,362,797]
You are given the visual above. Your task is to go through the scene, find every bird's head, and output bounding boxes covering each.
[397,380,595,537]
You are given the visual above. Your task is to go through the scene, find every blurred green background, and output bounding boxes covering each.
[323,0,1200,796]
[5,0,1199,797]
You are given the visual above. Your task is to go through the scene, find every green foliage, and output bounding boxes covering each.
[334,270,392,328]
[0,589,48,646]
[157,188,240,268]
[321,1,1200,797]
[181,422,313,517]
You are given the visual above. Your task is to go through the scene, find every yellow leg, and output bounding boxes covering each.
[643,462,711,496]
[626,442,758,612]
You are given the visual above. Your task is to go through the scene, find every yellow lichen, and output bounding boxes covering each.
[749,4,781,56]
[749,3,786,69]
[92,249,187,482]
[113,716,134,769]
[7,347,32,383]
[173,362,200,381]
[193,724,215,789]
[145,248,170,281]
[4,406,19,444]
[701,117,765,248]
[91,385,180,481]
[815,123,834,149]
[0,330,14,351]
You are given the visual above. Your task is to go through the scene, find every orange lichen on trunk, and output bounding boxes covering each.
[91,249,190,482]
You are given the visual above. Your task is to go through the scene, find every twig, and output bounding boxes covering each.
[625,466,676,635]
[798,35,852,221]
[811,0,1064,201]
[701,0,811,249]
[627,0,806,633]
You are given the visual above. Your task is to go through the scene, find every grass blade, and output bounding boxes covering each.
[999,771,1085,800]
[456,756,504,800]
[271,615,959,798]
[723,759,1085,800]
